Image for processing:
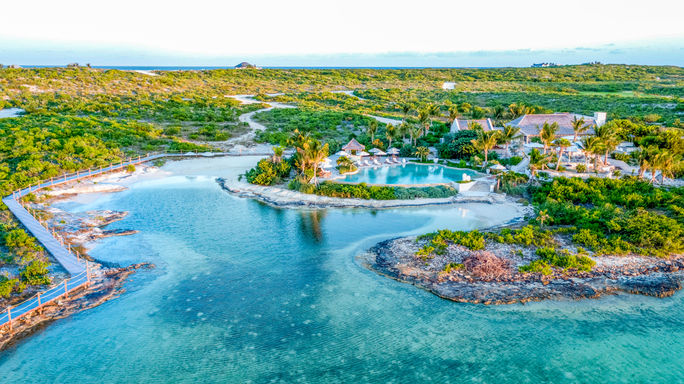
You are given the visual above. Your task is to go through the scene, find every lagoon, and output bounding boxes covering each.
[0,157,682,383]
[342,163,479,185]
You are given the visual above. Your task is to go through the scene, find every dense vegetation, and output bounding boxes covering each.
[291,181,458,200]
[532,177,684,256]
[253,108,375,148]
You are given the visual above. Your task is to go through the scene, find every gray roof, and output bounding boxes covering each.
[507,113,596,137]
[451,118,501,132]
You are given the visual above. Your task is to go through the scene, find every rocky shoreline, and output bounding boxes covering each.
[366,236,684,305]
[0,263,154,352]
[217,178,510,209]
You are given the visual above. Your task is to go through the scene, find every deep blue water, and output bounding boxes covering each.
[0,157,682,383]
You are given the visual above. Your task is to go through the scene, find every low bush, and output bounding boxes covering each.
[487,225,556,247]
[20,260,51,285]
[442,262,464,273]
[245,159,291,186]
[294,182,458,200]
[418,229,485,253]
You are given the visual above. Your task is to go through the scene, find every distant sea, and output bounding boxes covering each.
[21,65,494,70]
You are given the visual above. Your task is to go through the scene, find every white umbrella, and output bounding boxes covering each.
[369,148,387,156]
[386,147,400,155]
[319,157,334,168]
[357,151,370,157]
[524,143,544,149]
[490,164,506,171]
[335,150,350,157]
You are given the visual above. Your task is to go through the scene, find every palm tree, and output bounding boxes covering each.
[471,130,500,165]
[418,109,430,135]
[428,104,440,129]
[493,105,506,121]
[297,139,329,184]
[636,146,658,180]
[414,146,430,162]
[594,124,619,165]
[409,124,422,146]
[385,123,396,148]
[401,103,413,120]
[448,106,459,125]
[367,120,378,143]
[539,122,559,154]
[553,138,571,171]
[571,117,588,142]
[580,136,605,171]
[399,121,410,142]
[657,153,682,184]
[499,125,521,156]
[336,155,354,172]
[528,149,551,177]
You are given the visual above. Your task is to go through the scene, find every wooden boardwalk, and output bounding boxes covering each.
[2,196,85,274]
[1,150,272,328]
[3,151,269,275]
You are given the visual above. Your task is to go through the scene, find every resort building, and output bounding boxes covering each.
[506,112,606,143]
[342,138,365,155]
[450,118,500,133]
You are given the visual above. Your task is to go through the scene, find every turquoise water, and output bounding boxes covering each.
[342,163,478,185]
[1,157,682,383]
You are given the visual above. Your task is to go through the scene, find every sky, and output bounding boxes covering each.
[1,0,683,67]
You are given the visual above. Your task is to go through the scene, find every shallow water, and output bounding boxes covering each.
[342,163,478,185]
[1,157,682,383]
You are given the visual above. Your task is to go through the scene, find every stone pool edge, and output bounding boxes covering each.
[217,178,517,210]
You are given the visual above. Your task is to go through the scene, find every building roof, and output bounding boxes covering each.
[342,138,365,151]
[451,118,501,132]
[507,113,596,137]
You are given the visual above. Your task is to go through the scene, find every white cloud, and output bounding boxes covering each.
[1,0,682,57]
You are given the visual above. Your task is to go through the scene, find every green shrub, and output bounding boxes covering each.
[0,276,20,298]
[520,247,595,274]
[489,226,556,247]
[519,260,553,275]
[576,164,587,173]
[442,262,464,273]
[611,152,631,162]
[20,260,51,285]
[419,229,485,251]
[245,159,291,186]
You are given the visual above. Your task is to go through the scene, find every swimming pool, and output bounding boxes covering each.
[341,163,479,185]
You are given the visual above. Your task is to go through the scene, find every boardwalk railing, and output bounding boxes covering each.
[1,150,269,330]
[0,267,91,329]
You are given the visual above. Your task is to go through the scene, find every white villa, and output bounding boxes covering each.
[507,112,606,143]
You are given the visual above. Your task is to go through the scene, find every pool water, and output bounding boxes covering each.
[342,163,478,185]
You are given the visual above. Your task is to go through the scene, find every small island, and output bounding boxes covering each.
[367,176,684,304]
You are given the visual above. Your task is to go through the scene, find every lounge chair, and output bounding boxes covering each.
[401,158,406,164]
[385,158,392,164]
[374,158,381,166]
